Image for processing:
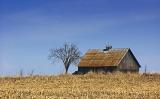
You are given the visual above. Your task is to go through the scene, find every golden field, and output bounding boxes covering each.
[0,73,160,99]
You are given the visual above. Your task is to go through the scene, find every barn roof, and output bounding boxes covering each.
[78,48,140,67]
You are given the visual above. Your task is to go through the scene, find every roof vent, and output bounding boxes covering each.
[103,42,112,51]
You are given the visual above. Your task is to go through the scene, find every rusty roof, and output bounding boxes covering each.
[78,48,129,67]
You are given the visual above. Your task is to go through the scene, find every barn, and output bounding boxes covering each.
[76,47,141,74]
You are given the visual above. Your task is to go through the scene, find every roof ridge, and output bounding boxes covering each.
[110,48,129,50]
[87,48,129,52]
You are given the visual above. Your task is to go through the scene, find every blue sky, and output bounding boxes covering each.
[0,0,160,76]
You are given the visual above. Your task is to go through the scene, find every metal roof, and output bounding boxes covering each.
[78,48,129,67]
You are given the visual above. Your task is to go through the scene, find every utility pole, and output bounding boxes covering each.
[144,65,147,74]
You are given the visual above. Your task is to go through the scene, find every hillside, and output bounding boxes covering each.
[0,73,160,98]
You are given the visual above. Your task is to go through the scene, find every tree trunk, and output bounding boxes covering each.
[65,65,69,74]
[64,58,71,74]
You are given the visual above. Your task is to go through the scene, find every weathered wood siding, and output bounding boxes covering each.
[78,67,92,73]
[118,51,139,72]
[78,66,117,73]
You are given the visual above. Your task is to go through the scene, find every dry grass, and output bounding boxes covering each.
[0,73,160,98]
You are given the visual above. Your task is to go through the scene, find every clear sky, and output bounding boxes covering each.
[0,0,160,76]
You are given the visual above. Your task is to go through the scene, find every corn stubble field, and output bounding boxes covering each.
[0,73,160,99]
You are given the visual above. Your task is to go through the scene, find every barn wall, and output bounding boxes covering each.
[78,67,92,73]
[118,51,139,72]
[78,67,117,73]
[104,67,118,72]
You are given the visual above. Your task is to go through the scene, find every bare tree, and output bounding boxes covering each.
[48,43,81,74]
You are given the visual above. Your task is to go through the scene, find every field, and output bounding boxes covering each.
[0,73,160,99]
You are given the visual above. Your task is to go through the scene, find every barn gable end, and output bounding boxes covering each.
[118,49,140,72]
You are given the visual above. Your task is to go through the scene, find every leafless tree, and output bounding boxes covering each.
[48,43,81,74]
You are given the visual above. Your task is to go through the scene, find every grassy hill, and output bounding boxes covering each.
[0,73,160,98]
